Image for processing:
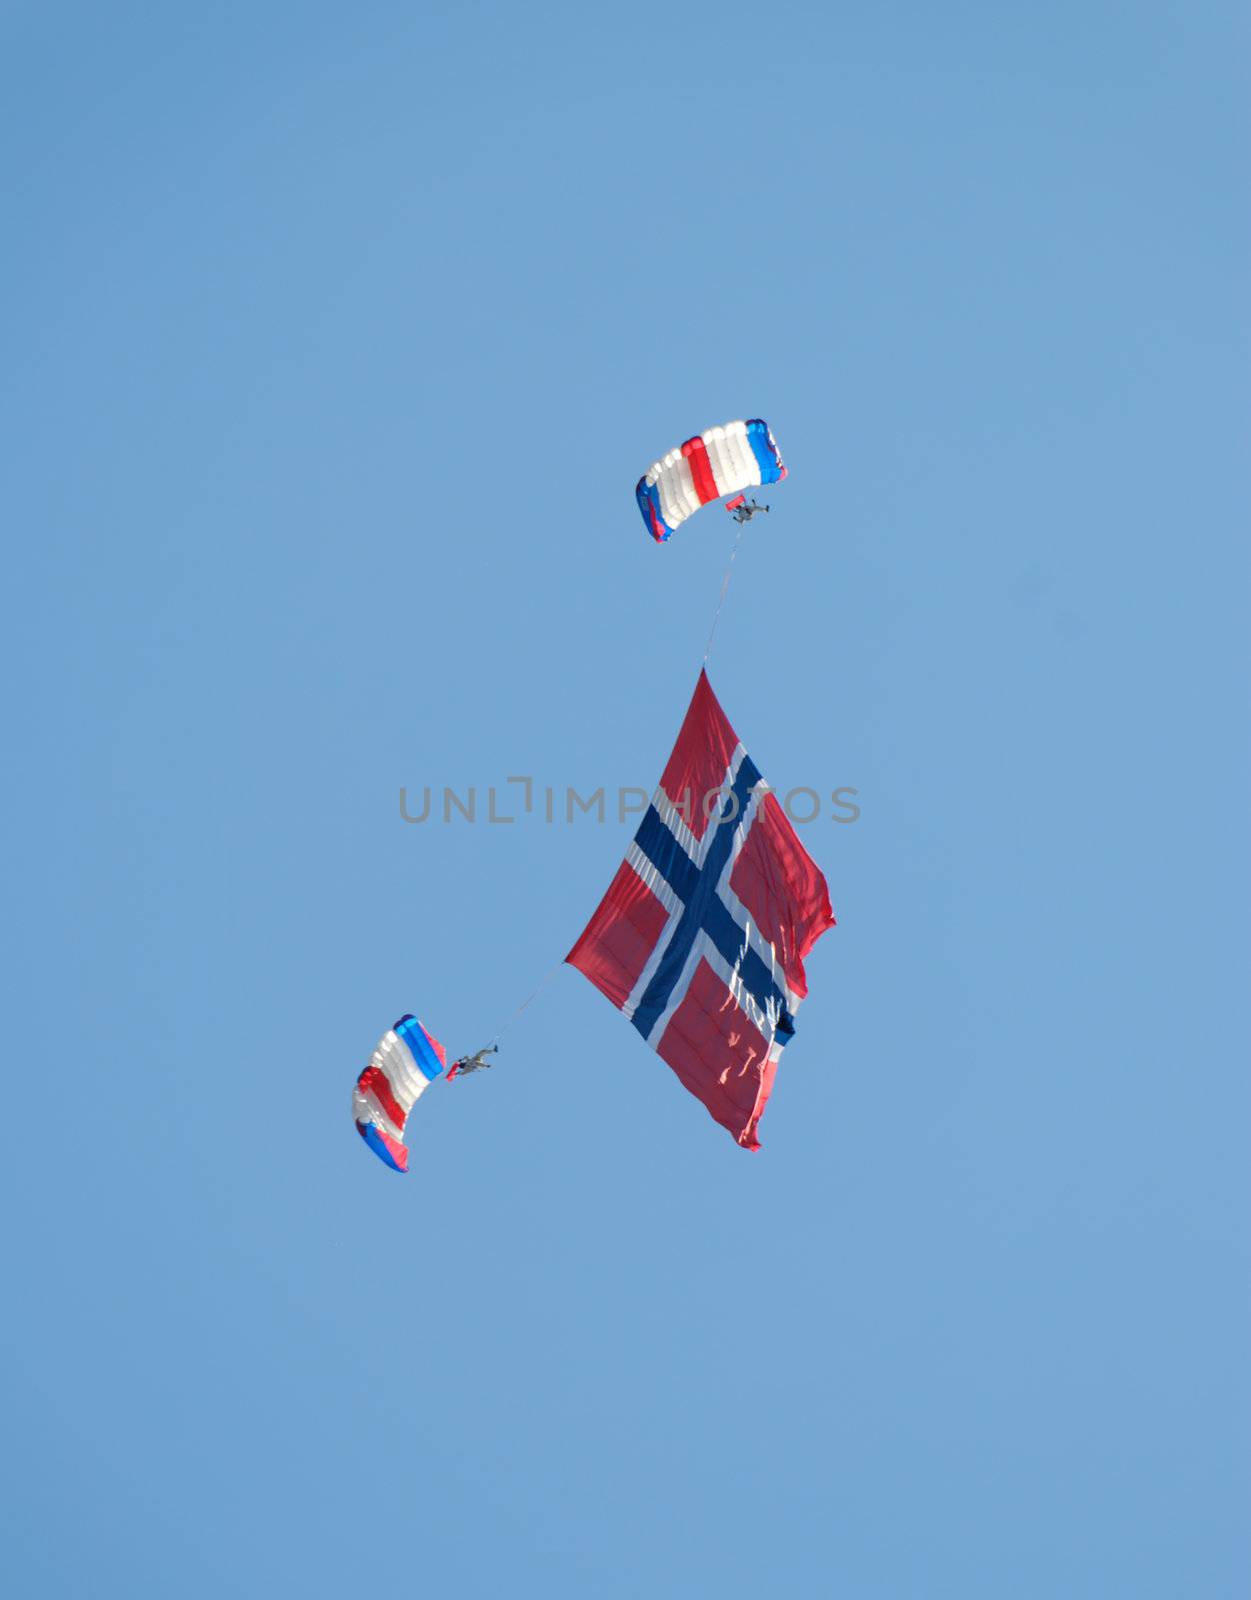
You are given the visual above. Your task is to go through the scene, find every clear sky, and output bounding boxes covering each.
[3,4,1247,1596]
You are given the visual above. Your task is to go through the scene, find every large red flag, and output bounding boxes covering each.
[567,671,835,1149]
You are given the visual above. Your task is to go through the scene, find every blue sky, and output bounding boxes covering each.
[3,3,1247,1595]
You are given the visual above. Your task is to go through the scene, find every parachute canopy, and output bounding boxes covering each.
[353,1014,446,1173]
[636,418,787,543]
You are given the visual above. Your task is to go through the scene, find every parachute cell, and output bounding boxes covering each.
[635,419,787,542]
[353,1014,446,1172]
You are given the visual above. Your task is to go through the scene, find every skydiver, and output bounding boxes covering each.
[450,1044,498,1079]
[727,495,769,525]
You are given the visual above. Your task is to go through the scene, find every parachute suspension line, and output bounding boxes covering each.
[701,520,747,668]
[486,959,564,1048]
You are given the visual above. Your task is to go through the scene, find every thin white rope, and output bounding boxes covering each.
[701,519,747,667]
[486,960,564,1048]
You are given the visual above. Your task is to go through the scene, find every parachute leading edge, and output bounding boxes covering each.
[636,419,787,542]
[353,1015,446,1172]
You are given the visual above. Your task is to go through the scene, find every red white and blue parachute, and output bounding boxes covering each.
[353,1015,446,1172]
[635,418,787,543]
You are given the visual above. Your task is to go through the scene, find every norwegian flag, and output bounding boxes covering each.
[567,671,836,1149]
